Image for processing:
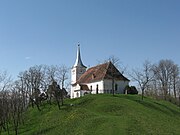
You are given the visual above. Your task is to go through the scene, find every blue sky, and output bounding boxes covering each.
[0,0,180,79]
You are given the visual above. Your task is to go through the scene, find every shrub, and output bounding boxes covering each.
[125,86,138,95]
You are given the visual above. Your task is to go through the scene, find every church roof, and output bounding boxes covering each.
[77,62,129,84]
[73,44,86,68]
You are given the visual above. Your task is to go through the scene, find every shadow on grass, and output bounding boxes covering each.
[114,94,141,100]
[134,100,180,116]
[114,95,180,116]
[153,102,180,116]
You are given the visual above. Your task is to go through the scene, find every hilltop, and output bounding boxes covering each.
[4,94,180,135]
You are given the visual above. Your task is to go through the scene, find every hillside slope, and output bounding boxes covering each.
[6,94,180,135]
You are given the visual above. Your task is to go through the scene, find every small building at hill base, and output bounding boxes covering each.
[71,45,130,99]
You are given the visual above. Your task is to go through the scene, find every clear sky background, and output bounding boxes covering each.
[0,0,180,80]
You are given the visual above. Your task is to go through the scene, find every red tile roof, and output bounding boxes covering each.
[77,62,129,84]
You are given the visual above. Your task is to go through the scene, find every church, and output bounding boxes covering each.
[70,45,130,98]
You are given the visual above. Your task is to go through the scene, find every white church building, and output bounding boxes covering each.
[71,45,130,98]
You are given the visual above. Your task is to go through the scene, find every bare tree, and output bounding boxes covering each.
[10,89,24,135]
[0,71,12,91]
[0,71,12,134]
[44,65,69,105]
[107,55,120,67]
[105,55,127,75]
[176,79,180,106]
[45,65,57,84]
[56,65,69,105]
[47,81,61,110]
[0,90,11,134]
[171,64,179,99]
[18,65,46,111]
[131,60,154,100]
[0,71,26,135]
[152,60,178,100]
[57,65,69,89]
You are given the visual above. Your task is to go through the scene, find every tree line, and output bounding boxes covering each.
[0,65,69,135]
[131,59,180,104]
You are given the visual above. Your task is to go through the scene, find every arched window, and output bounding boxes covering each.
[115,84,118,91]
[96,84,99,94]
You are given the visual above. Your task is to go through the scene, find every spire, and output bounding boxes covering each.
[74,44,86,68]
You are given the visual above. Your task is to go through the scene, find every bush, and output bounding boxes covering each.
[125,86,138,95]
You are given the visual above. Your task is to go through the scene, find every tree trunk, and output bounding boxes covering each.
[142,88,144,100]
[163,84,168,100]
[34,100,41,111]
[15,128,18,135]
[56,98,60,110]
[173,79,177,99]
[60,88,64,106]
[61,92,64,106]
[13,119,18,135]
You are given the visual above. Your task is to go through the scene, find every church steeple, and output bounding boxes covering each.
[74,44,86,68]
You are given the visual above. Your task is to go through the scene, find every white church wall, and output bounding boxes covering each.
[116,80,129,93]
[103,79,129,94]
[71,84,81,98]
[71,80,129,98]
[71,68,76,85]
[70,86,74,98]
[74,91,81,98]
[87,81,104,94]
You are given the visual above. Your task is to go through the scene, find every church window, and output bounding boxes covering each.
[96,84,99,94]
[72,70,75,75]
[115,84,118,91]
[92,74,96,79]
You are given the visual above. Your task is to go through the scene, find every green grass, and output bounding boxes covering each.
[3,94,180,135]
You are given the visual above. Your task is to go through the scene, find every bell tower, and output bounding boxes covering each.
[71,44,87,85]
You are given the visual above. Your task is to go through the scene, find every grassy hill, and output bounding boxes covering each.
[4,94,180,135]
